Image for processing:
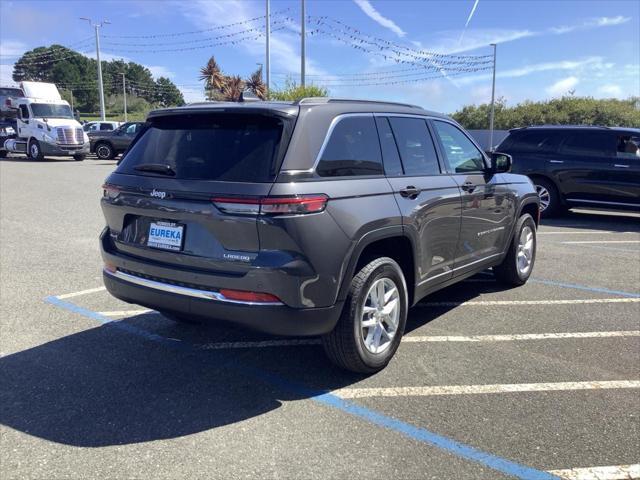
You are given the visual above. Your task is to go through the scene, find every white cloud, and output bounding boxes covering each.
[597,84,623,97]
[457,57,605,85]
[429,15,631,55]
[353,0,406,38]
[546,76,579,96]
[147,65,175,79]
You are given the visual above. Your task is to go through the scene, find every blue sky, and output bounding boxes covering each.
[1,0,638,113]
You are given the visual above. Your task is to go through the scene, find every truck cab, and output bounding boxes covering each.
[1,82,89,161]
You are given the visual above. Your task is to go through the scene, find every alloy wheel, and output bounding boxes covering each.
[360,277,400,354]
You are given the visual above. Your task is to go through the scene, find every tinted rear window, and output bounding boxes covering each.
[317,116,383,177]
[117,114,287,182]
[500,130,561,153]
[558,131,615,157]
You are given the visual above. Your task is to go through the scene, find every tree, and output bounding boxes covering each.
[452,96,640,129]
[198,56,289,102]
[12,45,183,113]
[268,78,328,101]
[154,77,185,107]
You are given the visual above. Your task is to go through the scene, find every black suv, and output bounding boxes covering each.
[90,121,144,160]
[497,126,640,216]
[100,98,539,373]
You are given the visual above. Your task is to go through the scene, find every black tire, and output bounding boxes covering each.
[322,257,408,374]
[73,154,86,161]
[95,142,115,160]
[0,150,7,158]
[159,311,202,325]
[532,177,563,217]
[494,214,537,286]
[28,139,44,161]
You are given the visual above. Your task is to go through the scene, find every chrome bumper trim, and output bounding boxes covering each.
[103,268,284,306]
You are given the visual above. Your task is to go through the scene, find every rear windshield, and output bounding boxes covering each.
[0,88,23,97]
[117,113,288,182]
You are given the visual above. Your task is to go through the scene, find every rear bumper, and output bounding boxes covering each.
[103,268,342,336]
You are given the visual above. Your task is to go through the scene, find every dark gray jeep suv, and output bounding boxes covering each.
[100,98,539,373]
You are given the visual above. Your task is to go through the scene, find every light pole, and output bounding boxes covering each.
[81,17,110,121]
[120,73,127,122]
[265,0,270,92]
[301,0,306,87]
[488,43,497,151]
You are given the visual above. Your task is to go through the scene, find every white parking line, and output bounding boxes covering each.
[403,331,640,342]
[333,380,640,399]
[538,231,617,235]
[562,240,640,244]
[547,464,640,480]
[417,298,640,307]
[191,331,640,351]
[57,286,107,299]
[99,309,153,316]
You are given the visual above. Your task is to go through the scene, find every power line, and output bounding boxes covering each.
[101,8,291,38]
[101,17,293,47]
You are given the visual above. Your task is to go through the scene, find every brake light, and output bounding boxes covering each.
[102,183,120,199]
[211,194,328,216]
[219,289,282,304]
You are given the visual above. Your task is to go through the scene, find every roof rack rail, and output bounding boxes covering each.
[514,124,612,130]
[296,97,423,109]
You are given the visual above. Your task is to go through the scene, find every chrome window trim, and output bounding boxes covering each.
[104,268,284,306]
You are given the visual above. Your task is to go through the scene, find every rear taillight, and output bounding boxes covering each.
[102,183,120,199]
[212,194,328,216]
[219,289,282,304]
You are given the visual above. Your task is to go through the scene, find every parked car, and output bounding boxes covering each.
[99,98,539,373]
[497,126,640,216]
[90,121,144,159]
[83,121,121,133]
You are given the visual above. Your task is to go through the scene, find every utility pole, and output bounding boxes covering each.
[265,0,270,92]
[301,0,306,87]
[120,73,127,122]
[81,17,110,121]
[488,43,497,151]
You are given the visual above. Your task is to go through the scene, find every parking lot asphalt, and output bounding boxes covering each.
[1,155,639,480]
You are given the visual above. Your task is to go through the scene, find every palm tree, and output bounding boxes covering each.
[222,75,245,102]
[245,66,267,100]
[199,56,226,100]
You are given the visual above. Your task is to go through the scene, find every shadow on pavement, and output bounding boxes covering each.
[542,209,640,233]
[0,276,505,447]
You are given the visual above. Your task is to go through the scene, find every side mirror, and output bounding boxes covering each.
[489,152,512,173]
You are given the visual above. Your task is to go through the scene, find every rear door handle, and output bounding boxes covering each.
[549,160,564,164]
[614,164,630,168]
[399,186,420,199]
[461,181,476,193]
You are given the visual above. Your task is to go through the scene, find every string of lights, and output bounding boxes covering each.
[102,17,293,48]
[101,8,291,39]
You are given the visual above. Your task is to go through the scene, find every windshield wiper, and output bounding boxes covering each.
[133,163,176,176]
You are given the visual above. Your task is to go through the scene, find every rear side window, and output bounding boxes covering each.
[432,120,485,173]
[317,116,383,177]
[501,131,560,153]
[117,114,286,182]
[388,117,440,176]
[558,131,615,157]
[100,123,114,131]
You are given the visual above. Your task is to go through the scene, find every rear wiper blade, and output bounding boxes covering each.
[133,163,176,176]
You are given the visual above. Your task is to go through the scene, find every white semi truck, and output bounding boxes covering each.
[0,81,89,161]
